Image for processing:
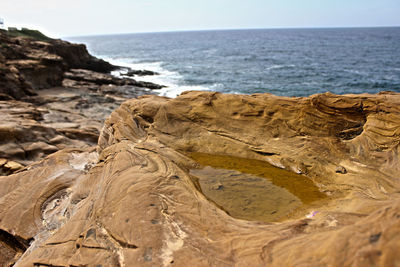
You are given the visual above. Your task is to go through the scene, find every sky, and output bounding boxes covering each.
[0,0,399,38]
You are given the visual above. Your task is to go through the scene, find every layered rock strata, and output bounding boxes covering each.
[0,29,115,99]
[0,29,163,173]
[1,91,399,266]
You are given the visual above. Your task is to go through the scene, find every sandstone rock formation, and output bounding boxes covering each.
[1,91,399,266]
[0,85,156,174]
[0,29,116,99]
[0,29,163,97]
[0,29,163,173]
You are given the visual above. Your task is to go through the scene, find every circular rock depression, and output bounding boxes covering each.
[189,152,328,222]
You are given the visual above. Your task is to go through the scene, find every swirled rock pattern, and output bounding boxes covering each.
[1,91,400,266]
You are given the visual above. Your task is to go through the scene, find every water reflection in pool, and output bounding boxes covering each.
[189,153,327,222]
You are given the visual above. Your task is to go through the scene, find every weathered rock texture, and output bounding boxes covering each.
[64,68,163,90]
[0,29,163,98]
[0,29,163,173]
[1,91,399,266]
[0,29,117,99]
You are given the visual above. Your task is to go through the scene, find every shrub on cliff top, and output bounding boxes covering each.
[6,28,53,42]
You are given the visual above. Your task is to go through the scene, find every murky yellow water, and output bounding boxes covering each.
[189,153,327,222]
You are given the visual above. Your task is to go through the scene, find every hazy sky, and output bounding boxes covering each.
[0,0,399,37]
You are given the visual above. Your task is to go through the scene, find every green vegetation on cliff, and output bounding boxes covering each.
[3,28,53,42]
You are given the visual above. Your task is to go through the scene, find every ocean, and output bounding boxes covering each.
[67,27,400,98]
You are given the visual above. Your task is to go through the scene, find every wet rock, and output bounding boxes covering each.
[64,68,164,90]
[64,69,118,85]
[125,69,158,76]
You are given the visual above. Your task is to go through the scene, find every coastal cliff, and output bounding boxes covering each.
[0,29,163,174]
[0,30,399,266]
[0,28,116,99]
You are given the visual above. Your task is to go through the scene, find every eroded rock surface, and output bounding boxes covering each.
[0,29,115,99]
[64,68,164,90]
[1,91,399,266]
[0,29,163,173]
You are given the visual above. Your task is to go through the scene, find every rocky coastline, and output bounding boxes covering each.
[0,29,399,266]
[0,29,163,175]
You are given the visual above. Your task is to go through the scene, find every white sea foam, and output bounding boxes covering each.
[266,64,295,71]
[102,57,212,98]
[343,69,367,76]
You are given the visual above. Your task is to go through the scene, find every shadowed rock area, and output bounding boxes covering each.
[1,91,399,266]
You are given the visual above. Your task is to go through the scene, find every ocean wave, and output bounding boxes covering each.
[102,57,213,98]
[265,64,295,71]
[342,69,368,76]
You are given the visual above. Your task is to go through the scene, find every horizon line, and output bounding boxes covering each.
[65,25,400,39]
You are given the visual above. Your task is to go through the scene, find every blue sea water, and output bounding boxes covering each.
[68,27,400,97]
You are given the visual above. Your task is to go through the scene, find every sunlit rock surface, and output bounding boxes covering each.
[1,91,400,266]
[0,30,162,173]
